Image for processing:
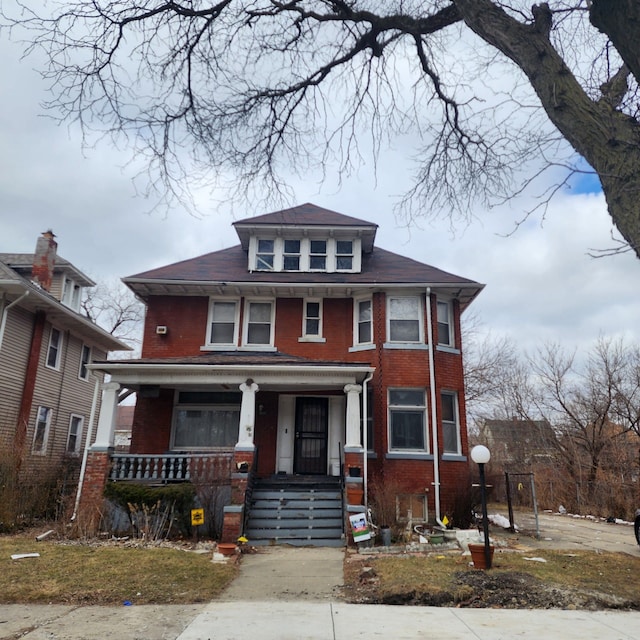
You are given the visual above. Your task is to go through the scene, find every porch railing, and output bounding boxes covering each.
[109,453,234,484]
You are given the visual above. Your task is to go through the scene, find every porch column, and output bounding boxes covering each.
[344,383,363,450]
[91,382,120,450]
[236,380,259,450]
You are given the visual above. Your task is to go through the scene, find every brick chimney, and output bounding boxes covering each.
[32,230,57,292]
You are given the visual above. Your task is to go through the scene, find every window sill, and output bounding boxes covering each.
[383,342,429,350]
[201,345,238,351]
[436,345,461,355]
[298,336,326,343]
[385,452,434,460]
[442,454,466,462]
[349,343,376,352]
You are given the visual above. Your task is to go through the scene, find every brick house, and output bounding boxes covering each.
[81,204,483,544]
[0,231,128,490]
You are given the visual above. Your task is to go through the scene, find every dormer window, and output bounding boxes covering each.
[283,240,301,270]
[309,240,327,270]
[62,276,82,311]
[336,240,353,270]
[256,239,275,271]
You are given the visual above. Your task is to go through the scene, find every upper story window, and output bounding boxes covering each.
[437,300,453,347]
[208,299,239,346]
[283,240,301,271]
[355,298,373,345]
[309,240,327,270]
[79,344,91,380]
[67,414,84,454]
[46,327,62,369]
[336,240,353,270]
[388,388,427,452]
[62,277,82,311]
[441,391,461,455]
[244,300,274,346]
[256,239,275,271]
[303,299,322,338]
[33,406,52,454]
[388,296,422,343]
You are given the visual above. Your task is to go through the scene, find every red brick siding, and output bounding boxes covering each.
[130,389,174,453]
[253,391,278,477]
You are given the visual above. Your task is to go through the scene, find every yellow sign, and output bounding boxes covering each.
[191,508,205,526]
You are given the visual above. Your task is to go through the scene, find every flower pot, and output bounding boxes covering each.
[428,533,444,545]
[346,486,364,505]
[217,542,237,557]
[348,466,361,478]
[468,542,494,569]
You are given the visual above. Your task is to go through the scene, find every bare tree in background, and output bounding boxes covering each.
[82,282,143,356]
[3,2,640,256]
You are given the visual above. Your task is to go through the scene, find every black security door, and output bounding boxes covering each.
[293,397,328,475]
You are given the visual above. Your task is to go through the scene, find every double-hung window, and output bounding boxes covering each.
[336,240,353,270]
[244,300,274,346]
[388,389,427,451]
[303,300,322,338]
[437,300,453,347]
[62,277,82,311]
[441,392,461,455]
[209,300,239,346]
[355,299,373,345]
[46,327,62,369]
[33,406,52,454]
[79,344,91,380]
[256,239,275,270]
[67,414,84,454]
[283,239,301,271]
[309,240,327,270]
[388,296,422,343]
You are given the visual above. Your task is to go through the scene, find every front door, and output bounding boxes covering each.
[293,397,328,475]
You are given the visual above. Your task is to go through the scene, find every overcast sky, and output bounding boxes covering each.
[1,31,639,359]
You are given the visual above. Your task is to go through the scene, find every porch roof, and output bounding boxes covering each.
[88,350,375,391]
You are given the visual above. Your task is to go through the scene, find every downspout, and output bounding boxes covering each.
[426,288,445,527]
[71,373,100,521]
[362,371,374,507]
[0,291,30,351]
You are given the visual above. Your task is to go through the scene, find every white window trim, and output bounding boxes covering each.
[387,388,429,453]
[386,294,424,344]
[299,298,325,342]
[61,276,82,311]
[441,391,462,456]
[242,298,276,348]
[67,413,84,454]
[46,327,63,370]
[353,296,374,347]
[78,344,91,381]
[206,298,240,349]
[32,406,52,454]
[437,299,454,348]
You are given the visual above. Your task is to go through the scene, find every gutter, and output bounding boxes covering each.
[362,370,374,507]
[0,291,29,352]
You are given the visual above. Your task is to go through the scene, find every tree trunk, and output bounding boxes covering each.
[454,0,640,257]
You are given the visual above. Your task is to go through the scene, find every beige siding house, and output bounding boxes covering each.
[0,232,128,482]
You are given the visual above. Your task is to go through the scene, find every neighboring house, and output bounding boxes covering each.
[0,231,128,484]
[80,204,484,543]
[114,405,134,452]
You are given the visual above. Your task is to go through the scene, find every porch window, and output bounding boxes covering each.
[173,392,241,449]
[355,298,373,345]
[441,391,461,455]
[209,299,239,346]
[388,388,427,451]
[46,327,62,369]
[437,300,453,347]
[244,300,274,346]
[388,296,422,343]
[33,406,52,454]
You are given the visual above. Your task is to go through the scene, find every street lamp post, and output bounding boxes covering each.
[470,444,492,569]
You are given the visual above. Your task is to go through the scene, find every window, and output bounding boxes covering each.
[67,414,84,454]
[256,239,275,270]
[46,327,62,369]
[360,387,374,451]
[172,392,241,449]
[309,240,327,270]
[397,494,427,522]
[303,300,322,337]
[209,300,238,346]
[388,389,427,451]
[283,239,301,271]
[388,296,422,343]
[33,406,51,453]
[441,392,461,454]
[244,300,274,346]
[355,299,373,344]
[62,277,82,311]
[336,240,353,270]
[79,344,91,380]
[437,300,453,347]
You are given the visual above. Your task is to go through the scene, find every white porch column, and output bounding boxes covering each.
[237,380,259,450]
[344,383,363,449]
[91,382,120,450]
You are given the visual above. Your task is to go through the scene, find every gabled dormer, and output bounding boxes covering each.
[233,203,377,274]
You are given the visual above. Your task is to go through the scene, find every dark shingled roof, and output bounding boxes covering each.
[232,203,377,229]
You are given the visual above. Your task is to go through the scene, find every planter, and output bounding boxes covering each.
[468,542,494,569]
[217,542,237,557]
[346,486,364,505]
[428,533,445,545]
[380,526,392,547]
[348,466,361,477]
